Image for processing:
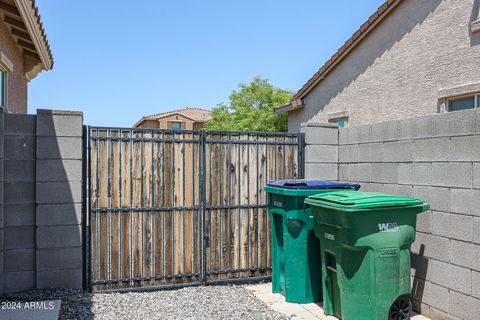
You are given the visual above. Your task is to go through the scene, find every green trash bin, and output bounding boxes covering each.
[305,191,430,320]
[264,180,360,304]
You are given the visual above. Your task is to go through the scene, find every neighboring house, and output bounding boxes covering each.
[277,0,480,132]
[134,107,212,130]
[0,0,53,114]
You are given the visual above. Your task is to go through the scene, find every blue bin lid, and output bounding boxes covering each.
[266,180,360,190]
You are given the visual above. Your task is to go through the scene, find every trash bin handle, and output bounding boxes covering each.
[303,203,310,211]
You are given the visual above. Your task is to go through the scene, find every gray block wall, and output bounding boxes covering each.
[301,122,339,181]
[0,109,83,295]
[36,110,83,290]
[305,108,480,320]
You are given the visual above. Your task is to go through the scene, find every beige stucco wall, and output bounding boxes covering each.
[136,114,206,130]
[0,18,27,114]
[288,0,480,131]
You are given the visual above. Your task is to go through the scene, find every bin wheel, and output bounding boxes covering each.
[388,296,412,320]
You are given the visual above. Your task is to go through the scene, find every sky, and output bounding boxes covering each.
[30,0,385,127]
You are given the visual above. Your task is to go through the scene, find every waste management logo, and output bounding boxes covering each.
[378,222,400,232]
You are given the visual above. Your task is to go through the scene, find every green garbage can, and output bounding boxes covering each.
[305,191,430,320]
[264,180,360,303]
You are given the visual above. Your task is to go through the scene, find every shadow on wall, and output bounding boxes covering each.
[293,0,443,127]
[36,110,90,317]
[410,245,429,313]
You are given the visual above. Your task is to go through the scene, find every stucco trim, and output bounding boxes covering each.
[438,82,480,98]
[327,110,349,121]
[0,52,13,72]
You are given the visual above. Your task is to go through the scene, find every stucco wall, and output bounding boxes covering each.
[289,0,480,131]
[0,18,27,114]
[137,115,205,130]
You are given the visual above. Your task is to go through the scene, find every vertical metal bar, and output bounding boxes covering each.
[200,131,207,284]
[140,131,145,287]
[237,142,241,274]
[162,131,166,280]
[192,140,196,277]
[264,136,268,266]
[283,143,286,180]
[82,125,91,291]
[209,137,213,275]
[107,129,112,289]
[298,133,305,179]
[95,129,100,285]
[182,132,186,275]
[118,130,123,288]
[255,134,259,273]
[151,132,155,285]
[246,134,250,273]
[129,130,134,287]
[274,140,277,180]
[219,137,223,275]
[171,131,176,278]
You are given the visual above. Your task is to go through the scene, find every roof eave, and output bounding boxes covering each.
[274,99,304,113]
[14,0,53,80]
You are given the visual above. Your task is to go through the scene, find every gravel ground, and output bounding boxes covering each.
[1,284,289,320]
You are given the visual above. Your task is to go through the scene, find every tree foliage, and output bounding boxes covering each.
[203,76,292,132]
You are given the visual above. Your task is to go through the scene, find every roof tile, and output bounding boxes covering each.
[142,107,212,122]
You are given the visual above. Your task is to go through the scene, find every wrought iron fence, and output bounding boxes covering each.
[84,126,304,292]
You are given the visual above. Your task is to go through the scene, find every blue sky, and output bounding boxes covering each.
[30,0,385,127]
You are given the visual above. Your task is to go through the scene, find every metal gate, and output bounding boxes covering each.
[83,126,304,292]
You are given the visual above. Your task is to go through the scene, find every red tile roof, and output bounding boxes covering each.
[142,107,212,122]
[290,0,403,102]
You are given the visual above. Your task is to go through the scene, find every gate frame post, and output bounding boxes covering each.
[82,125,92,292]
[297,132,306,179]
[200,131,207,285]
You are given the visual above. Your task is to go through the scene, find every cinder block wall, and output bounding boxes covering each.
[305,108,480,320]
[301,123,339,181]
[0,109,83,295]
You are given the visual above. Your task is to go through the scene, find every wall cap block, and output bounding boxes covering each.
[37,109,83,117]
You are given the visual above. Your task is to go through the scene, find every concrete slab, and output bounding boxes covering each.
[246,283,431,320]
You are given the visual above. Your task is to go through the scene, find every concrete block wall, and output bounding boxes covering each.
[35,110,83,290]
[0,109,83,295]
[2,113,36,293]
[305,108,480,320]
[301,122,339,181]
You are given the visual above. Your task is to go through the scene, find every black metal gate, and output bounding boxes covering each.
[83,126,304,292]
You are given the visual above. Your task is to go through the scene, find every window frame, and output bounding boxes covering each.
[171,121,182,130]
[328,117,348,128]
[0,67,7,109]
[447,93,480,112]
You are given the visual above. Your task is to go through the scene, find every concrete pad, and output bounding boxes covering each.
[246,283,430,320]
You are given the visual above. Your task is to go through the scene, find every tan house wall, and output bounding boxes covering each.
[288,0,480,131]
[0,18,28,114]
[137,114,207,130]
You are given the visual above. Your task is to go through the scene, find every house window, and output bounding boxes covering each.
[448,95,479,112]
[171,122,182,130]
[0,69,6,108]
[329,118,347,128]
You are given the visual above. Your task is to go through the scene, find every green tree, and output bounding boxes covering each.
[204,76,292,132]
